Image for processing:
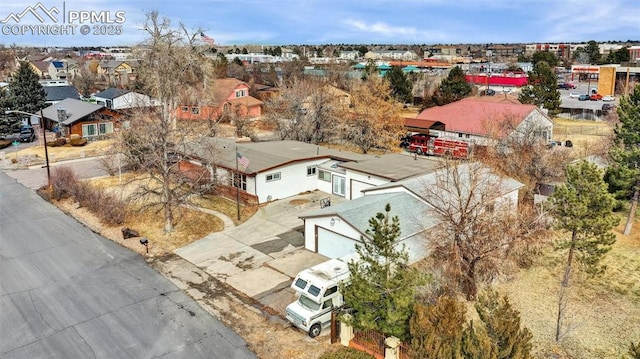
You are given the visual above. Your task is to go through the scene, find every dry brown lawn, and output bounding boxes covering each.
[15,138,114,164]
[495,216,640,358]
[551,118,613,158]
[82,173,258,255]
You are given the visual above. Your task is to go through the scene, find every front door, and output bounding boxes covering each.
[332,175,345,197]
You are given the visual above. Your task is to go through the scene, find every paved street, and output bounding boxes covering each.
[0,172,257,358]
[1,156,109,190]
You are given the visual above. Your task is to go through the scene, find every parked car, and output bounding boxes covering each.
[590,94,603,101]
[480,88,496,96]
[18,127,35,142]
[602,95,615,102]
[558,83,577,90]
[578,94,590,101]
[569,92,581,99]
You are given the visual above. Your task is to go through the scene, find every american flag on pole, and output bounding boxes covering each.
[236,151,250,170]
[200,32,215,46]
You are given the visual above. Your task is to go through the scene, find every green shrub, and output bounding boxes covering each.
[319,347,375,359]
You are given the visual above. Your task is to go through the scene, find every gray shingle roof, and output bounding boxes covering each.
[44,86,81,102]
[301,192,438,239]
[41,98,104,125]
[185,138,371,174]
[365,162,523,204]
[93,87,130,100]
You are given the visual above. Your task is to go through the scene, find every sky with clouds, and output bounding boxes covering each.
[0,0,638,47]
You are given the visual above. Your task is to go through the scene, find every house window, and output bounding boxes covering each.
[181,106,188,112]
[307,166,317,176]
[266,172,281,182]
[332,175,345,197]
[82,124,96,137]
[191,107,200,115]
[82,122,113,137]
[458,133,463,138]
[465,134,470,138]
[235,89,247,98]
[318,170,331,182]
[98,122,113,135]
[230,172,247,191]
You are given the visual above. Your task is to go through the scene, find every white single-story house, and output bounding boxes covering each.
[182,138,444,204]
[299,162,524,262]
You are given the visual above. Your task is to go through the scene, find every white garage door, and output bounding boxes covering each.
[317,227,358,259]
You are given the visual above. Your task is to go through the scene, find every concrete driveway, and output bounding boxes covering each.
[175,191,344,315]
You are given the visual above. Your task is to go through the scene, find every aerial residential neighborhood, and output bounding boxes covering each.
[0,2,639,359]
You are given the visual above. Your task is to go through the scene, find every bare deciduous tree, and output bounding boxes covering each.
[481,117,572,205]
[422,161,547,300]
[117,11,218,234]
[263,78,340,144]
[341,76,405,153]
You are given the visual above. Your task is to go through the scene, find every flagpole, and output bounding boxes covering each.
[235,146,241,220]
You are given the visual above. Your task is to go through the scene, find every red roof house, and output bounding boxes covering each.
[407,98,554,145]
[176,78,263,121]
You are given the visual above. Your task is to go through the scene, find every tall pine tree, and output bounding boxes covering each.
[550,160,619,340]
[8,61,46,114]
[340,204,425,340]
[605,84,640,234]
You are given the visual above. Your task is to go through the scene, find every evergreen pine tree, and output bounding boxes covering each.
[475,289,533,359]
[8,61,46,114]
[605,84,640,234]
[431,66,471,106]
[518,61,561,114]
[550,160,619,341]
[341,204,425,340]
[384,66,413,104]
[461,320,496,359]
[409,296,466,359]
[551,161,619,277]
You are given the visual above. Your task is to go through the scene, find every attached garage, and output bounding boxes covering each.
[316,226,359,259]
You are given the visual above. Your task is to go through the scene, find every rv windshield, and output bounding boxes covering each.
[298,295,321,311]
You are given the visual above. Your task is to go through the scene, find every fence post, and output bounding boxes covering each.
[339,314,354,347]
[385,336,401,359]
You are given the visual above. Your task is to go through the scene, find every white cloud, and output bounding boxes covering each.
[342,19,447,42]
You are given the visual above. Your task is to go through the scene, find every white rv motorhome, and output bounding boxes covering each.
[285,256,353,338]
